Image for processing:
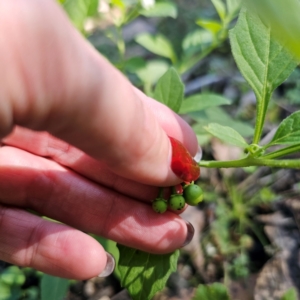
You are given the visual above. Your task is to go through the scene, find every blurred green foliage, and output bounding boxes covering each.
[192,283,230,300]
[40,275,69,300]
[245,0,300,60]
[0,266,40,300]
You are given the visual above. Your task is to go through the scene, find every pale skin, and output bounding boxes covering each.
[0,0,199,279]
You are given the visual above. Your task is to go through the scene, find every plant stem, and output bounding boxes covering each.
[199,158,250,168]
[262,144,300,159]
[116,26,126,66]
[179,27,228,74]
[158,187,164,198]
[199,157,300,169]
[122,5,140,25]
[252,93,271,144]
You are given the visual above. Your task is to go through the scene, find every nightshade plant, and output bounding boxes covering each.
[32,1,300,300]
[115,7,300,300]
[200,8,299,169]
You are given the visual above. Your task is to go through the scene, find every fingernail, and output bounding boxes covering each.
[193,145,202,163]
[169,136,200,182]
[98,252,115,277]
[181,220,195,247]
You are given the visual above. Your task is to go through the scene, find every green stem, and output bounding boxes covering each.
[171,186,177,194]
[179,28,228,74]
[143,82,153,97]
[158,187,164,198]
[116,26,126,66]
[252,93,271,144]
[199,157,300,169]
[251,24,273,144]
[122,5,140,25]
[179,46,212,74]
[199,158,250,168]
[262,144,300,159]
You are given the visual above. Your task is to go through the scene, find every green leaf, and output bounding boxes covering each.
[179,94,232,114]
[226,0,241,17]
[244,0,300,60]
[191,107,254,137]
[262,144,300,160]
[135,60,169,85]
[269,111,300,146]
[40,275,69,300]
[111,0,126,10]
[140,2,177,18]
[0,267,29,299]
[122,6,140,25]
[117,245,179,300]
[193,283,230,300]
[135,33,177,63]
[197,134,211,146]
[0,281,12,300]
[204,123,249,148]
[281,288,297,300]
[182,29,213,58]
[154,67,184,113]
[124,57,146,73]
[6,286,22,300]
[63,0,98,32]
[24,286,39,300]
[211,0,226,21]
[196,19,222,34]
[1,266,25,286]
[230,8,298,144]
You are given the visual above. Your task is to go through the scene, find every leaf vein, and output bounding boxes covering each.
[260,25,271,115]
[234,35,263,98]
[245,13,264,65]
[268,43,285,64]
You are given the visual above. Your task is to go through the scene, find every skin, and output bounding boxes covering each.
[0,0,199,279]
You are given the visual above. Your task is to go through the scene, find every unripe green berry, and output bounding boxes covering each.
[183,184,203,206]
[169,195,185,210]
[152,198,168,213]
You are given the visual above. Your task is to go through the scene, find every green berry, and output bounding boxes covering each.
[169,195,186,210]
[183,184,203,206]
[152,198,168,213]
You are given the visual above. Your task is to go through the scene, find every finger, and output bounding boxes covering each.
[134,87,198,154]
[0,0,199,186]
[0,147,189,253]
[3,128,189,209]
[0,205,107,279]
[3,127,159,202]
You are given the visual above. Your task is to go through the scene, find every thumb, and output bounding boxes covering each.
[0,0,200,186]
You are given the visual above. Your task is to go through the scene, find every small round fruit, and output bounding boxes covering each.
[183,184,203,206]
[169,195,186,210]
[152,198,168,213]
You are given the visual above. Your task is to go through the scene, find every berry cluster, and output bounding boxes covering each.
[152,183,203,213]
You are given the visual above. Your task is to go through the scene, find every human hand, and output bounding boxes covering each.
[0,0,200,279]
